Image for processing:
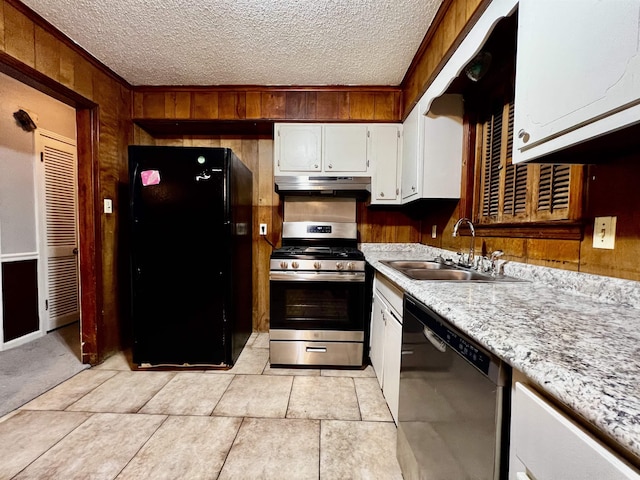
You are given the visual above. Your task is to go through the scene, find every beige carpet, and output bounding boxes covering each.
[0,322,88,418]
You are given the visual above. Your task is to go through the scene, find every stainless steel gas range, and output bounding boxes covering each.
[269,199,368,367]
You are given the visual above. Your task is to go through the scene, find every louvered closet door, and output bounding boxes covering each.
[37,132,79,331]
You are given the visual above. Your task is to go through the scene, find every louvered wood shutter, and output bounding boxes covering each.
[475,98,581,225]
[480,102,503,220]
[501,102,528,219]
[531,163,577,221]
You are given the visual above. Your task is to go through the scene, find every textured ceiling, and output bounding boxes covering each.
[21,0,444,86]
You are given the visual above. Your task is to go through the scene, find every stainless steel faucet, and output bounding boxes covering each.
[452,218,475,267]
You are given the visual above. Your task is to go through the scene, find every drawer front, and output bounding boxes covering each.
[270,340,363,367]
[375,273,403,318]
[513,382,640,480]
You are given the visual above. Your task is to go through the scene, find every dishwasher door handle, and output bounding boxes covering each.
[424,329,447,353]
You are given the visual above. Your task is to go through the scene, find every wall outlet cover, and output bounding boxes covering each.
[593,216,616,250]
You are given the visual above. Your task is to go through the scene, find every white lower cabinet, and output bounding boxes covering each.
[510,381,640,480]
[369,273,403,424]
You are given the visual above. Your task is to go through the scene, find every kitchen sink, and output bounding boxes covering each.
[380,260,454,270]
[380,259,525,282]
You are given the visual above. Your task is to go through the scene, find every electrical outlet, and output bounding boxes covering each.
[103,198,113,214]
[431,225,437,239]
[593,216,616,249]
[259,223,267,235]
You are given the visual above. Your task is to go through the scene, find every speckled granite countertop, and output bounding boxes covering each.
[360,243,640,466]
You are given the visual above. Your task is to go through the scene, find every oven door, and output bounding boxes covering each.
[269,271,366,366]
[269,271,366,332]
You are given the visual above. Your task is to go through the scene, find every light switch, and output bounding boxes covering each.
[104,198,113,214]
[431,225,437,239]
[592,216,616,249]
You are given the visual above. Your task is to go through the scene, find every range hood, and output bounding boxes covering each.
[274,176,371,198]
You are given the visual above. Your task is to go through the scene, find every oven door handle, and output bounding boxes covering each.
[269,272,366,282]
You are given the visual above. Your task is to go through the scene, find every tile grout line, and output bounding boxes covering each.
[112,413,171,479]
[217,416,248,478]
[11,410,95,479]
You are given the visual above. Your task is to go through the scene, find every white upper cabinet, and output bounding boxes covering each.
[401,104,421,203]
[274,124,322,173]
[400,94,464,204]
[422,94,464,199]
[323,124,368,173]
[369,124,402,205]
[274,123,370,176]
[513,0,640,163]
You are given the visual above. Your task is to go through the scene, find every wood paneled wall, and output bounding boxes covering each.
[133,86,402,122]
[1,0,132,363]
[401,0,486,117]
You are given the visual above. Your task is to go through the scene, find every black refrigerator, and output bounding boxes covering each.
[128,145,253,367]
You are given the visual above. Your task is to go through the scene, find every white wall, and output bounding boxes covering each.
[0,72,76,256]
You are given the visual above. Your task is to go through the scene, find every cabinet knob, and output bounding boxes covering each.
[380,192,385,197]
[328,164,333,169]
[314,164,319,169]
[518,129,530,143]
[411,186,416,192]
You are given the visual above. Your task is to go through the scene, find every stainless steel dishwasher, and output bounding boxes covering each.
[397,294,511,480]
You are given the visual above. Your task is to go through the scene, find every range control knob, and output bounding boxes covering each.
[313,261,322,270]
[336,262,344,270]
[279,261,288,269]
[347,262,355,270]
[291,261,299,269]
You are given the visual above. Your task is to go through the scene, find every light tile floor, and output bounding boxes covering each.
[0,333,404,479]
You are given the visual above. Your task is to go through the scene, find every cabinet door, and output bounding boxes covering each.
[323,124,368,173]
[275,124,322,172]
[369,124,402,204]
[370,293,386,388]
[422,95,463,199]
[511,382,640,480]
[382,311,402,425]
[401,105,420,202]
[514,0,640,163]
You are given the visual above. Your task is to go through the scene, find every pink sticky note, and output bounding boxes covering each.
[141,170,161,186]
